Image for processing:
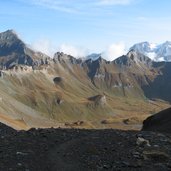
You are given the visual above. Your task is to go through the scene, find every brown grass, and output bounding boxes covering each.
[0,113,30,130]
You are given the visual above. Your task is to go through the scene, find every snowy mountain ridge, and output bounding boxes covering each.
[130,41,171,61]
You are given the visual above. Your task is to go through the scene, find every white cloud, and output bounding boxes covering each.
[31,39,88,58]
[58,44,88,58]
[31,38,56,57]
[19,0,134,13]
[98,0,134,5]
[102,42,126,61]
[31,39,126,60]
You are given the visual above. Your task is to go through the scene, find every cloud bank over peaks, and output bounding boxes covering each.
[59,42,127,61]
[31,38,127,60]
[31,39,89,58]
[58,44,89,58]
[31,38,56,57]
[102,42,127,61]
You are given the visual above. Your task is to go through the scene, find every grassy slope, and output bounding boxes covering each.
[0,63,170,130]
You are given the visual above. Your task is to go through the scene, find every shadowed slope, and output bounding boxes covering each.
[142,107,171,133]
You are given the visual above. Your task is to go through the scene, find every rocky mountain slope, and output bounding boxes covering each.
[0,30,171,130]
[1,122,171,171]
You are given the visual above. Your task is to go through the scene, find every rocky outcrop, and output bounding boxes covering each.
[88,94,107,106]
[53,52,82,64]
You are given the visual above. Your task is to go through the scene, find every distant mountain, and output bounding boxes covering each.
[130,41,171,61]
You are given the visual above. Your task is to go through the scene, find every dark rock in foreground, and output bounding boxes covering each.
[0,122,171,171]
[142,107,171,133]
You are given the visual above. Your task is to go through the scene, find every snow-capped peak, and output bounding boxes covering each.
[130,41,171,62]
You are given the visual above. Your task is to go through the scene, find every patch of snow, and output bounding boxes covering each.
[146,52,156,60]
[130,41,171,62]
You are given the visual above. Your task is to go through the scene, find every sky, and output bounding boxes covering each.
[1,0,171,60]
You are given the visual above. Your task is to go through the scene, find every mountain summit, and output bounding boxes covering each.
[0,30,25,56]
[0,30,50,69]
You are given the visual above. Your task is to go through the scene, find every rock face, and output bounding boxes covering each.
[142,107,171,133]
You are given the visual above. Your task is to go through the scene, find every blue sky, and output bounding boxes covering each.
[1,0,171,60]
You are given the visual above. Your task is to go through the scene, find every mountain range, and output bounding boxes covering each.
[87,41,171,62]
[0,29,170,130]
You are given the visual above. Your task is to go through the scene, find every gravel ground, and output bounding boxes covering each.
[0,122,171,171]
